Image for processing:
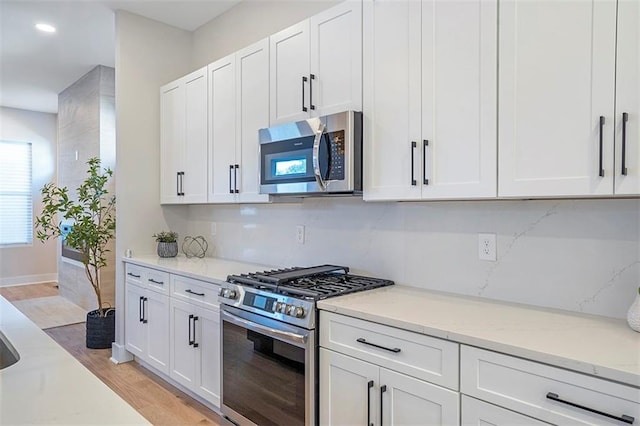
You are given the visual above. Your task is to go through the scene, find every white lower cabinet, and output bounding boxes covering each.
[124,281,170,374]
[319,312,460,425]
[169,298,220,407]
[460,345,640,426]
[125,262,222,409]
[461,395,550,426]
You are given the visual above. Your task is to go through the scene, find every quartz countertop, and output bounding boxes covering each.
[123,255,272,284]
[0,296,150,425]
[317,285,640,388]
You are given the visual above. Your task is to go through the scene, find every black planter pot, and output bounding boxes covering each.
[86,308,116,349]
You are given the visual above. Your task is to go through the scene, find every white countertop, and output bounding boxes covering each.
[0,296,150,425]
[318,285,640,388]
[123,255,272,284]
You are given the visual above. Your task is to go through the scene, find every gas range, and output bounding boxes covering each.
[218,264,394,329]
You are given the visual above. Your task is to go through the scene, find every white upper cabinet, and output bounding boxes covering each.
[208,39,270,204]
[615,0,640,195]
[269,1,362,125]
[363,0,497,201]
[160,67,208,204]
[160,68,208,204]
[498,0,617,197]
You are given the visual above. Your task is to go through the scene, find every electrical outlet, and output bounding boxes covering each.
[296,225,305,244]
[478,233,497,261]
[210,222,217,236]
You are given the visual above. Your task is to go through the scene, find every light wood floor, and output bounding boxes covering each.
[1,283,222,426]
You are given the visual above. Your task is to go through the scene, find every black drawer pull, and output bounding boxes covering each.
[127,272,140,278]
[622,112,629,176]
[148,278,164,285]
[546,392,634,424]
[185,289,205,297]
[598,116,605,177]
[367,380,374,426]
[356,338,401,353]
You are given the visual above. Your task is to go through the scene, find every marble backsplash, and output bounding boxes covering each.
[186,198,640,319]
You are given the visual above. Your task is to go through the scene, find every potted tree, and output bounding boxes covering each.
[35,157,116,349]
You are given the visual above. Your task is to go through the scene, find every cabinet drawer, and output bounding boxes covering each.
[171,274,220,311]
[461,395,550,426]
[145,268,170,295]
[125,263,144,285]
[461,345,640,426]
[320,311,459,390]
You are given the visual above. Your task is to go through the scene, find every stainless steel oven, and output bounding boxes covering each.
[220,305,314,426]
[218,265,393,426]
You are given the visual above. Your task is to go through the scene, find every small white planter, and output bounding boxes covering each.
[627,289,640,332]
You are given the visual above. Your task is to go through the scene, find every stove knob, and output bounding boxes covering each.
[275,302,285,313]
[220,288,238,300]
[227,289,237,299]
[294,306,305,318]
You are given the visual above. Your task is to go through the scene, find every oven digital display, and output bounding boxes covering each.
[243,292,276,312]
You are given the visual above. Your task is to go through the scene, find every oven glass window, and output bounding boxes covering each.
[222,320,305,426]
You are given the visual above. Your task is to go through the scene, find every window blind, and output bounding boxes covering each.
[0,141,33,245]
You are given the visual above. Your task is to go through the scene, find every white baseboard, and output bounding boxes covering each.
[0,273,58,287]
[110,342,134,364]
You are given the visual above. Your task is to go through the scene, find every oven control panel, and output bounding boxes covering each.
[218,284,314,328]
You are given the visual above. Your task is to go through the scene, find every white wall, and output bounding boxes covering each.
[192,0,339,67]
[114,11,192,356]
[188,198,640,319]
[0,107,57,286]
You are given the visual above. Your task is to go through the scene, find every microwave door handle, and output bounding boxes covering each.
[312,123,328,191]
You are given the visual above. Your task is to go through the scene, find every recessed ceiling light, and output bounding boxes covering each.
[35,23,56,33]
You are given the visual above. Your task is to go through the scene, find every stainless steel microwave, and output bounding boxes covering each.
[258,111,362,195]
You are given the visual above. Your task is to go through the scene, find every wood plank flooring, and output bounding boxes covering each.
[1,283,222,426]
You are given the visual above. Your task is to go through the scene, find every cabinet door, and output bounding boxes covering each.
[320,348,378,426]
[195,306,221,407]
[236,39,270,204]
[169,298,198,390]
[124,283,146,358]
[421,0,497,199]
[461,395,549,426]
[499,0,617,197]
[269,20,310,125]
[380,368,459,426]
[182,67,208,203]
[363,0,422,201]
[209,55,238,203]
[310,0,362,116]
[145,290,170,374]
[615,0,640,195]
[160,81,184,204]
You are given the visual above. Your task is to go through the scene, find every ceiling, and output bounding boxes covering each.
[0,1,241,114]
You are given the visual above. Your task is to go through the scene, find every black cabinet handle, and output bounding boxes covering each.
[185,289,205,297]
[148,278,164,285]
[234,164,239,193]
[622,112,629,176]
[423,139,429,185]
[127,272,140,278]
[367,380,374,426]
[302,76,308,112]
[139,296,144,322]
[142,297,148,324]
[309,74,316,110]
[599,116,605,177]
[188,314,194,346]
[176,172,180,196]
[180,172,185,196]
[193,316,199,348]
[410,141,417,186]
[229,165,234,194]
[546,392,634,424]
[380,384,387,426]
[357,338,401,353]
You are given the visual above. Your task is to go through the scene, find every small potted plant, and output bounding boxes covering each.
[153,231,178,258]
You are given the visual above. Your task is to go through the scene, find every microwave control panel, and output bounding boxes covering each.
[327,130,345,180]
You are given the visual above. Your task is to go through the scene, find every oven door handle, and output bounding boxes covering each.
[221,310,308,347]
[312,122,328,191]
